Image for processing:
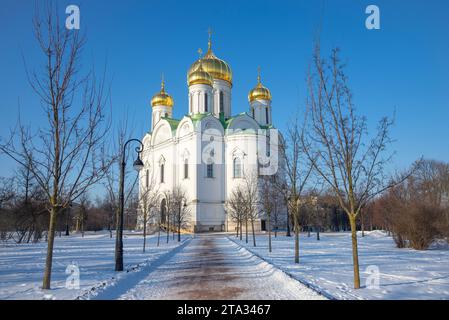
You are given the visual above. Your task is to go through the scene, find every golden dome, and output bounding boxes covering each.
[248,67,272,102]
[187,60,213,86]
[187,35,232,86]
[151,78,174,107]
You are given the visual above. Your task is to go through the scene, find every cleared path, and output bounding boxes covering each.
[101,234,325,300]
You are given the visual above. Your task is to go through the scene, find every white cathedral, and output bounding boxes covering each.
[138,34,282,233]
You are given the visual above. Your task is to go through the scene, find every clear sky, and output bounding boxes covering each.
[0,0,448,179]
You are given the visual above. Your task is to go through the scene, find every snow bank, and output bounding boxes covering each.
[0,231,189,300]
[229,232,449,300]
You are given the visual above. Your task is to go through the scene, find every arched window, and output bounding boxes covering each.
[206,163,214,178]
[252,107,255,118]
[145,169,149,187]
[219,91,224,113]
[184,159,189,179]
[204,93,208,112]
[265,107,269,124]
[160,199,167,224]
[160,164,165,183]
[233,158,242,178]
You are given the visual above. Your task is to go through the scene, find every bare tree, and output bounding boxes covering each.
[374,159,449,249]
[0,177,16,241]
[75,193,90,237]
[172,186,190,242]
[163,190,176,243]
[242,171,259,247]
[103,114,137,238]
[138,170,159,252]
[260,176,277,252]
[0,4,112,289]
[281,117,314,263]
[304,193,327,241]
[301,45,396,288]
[226,187,245,240]
[9,165,48,243]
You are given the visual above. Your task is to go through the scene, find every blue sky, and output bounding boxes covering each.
[0,0,448,179]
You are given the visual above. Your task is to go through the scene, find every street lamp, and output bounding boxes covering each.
[115,139,144,272]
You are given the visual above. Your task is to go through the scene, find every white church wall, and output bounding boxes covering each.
[212,79,231,118]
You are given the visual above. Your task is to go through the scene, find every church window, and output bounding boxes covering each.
[265,107,269,124]
[219,91,224,113]
[205,93,208,112]
[160,164,165,183]
[233,158,242,178]
[206,163,214,178]
[184,159,189,179]
[252,107,255,118]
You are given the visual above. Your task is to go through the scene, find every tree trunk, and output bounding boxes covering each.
[65,208,70,236]
[236,220,239,238]
[143,213,147,252]
[316,226,320,241]
[361,211,365,237]
[349,215,361,289]
[294,224,299,264]
[239,220,243,241]
[245,217,248,244]
[268,214,272,253]
[157,223,161,247]
[251,218,256,247]
[286,205,291,237]
[42,206,58,289]
[166,215,169,244]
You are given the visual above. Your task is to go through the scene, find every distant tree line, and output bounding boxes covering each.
[0,171,139,243]
[368,159,449,250]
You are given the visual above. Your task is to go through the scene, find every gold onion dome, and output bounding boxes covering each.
[248,67,272,102]
[187,59,214,86]
[151,78,174,107]
[187,33,233,86]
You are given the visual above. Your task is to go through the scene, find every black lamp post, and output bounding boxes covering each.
[115,139,144,272]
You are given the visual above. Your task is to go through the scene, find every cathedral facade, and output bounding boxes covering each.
[138,35,282,233]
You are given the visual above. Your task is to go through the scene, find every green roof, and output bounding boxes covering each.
[160,117,180,131]
[151,112,271,134]
[189,112,212,124]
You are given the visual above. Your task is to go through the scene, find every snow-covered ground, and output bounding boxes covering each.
[0,232,325,300]
[229,231,449,300]
[3,230,447,300]
[0,231,187,300]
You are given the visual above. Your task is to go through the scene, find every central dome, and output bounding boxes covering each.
[187,60,213,86]
[187,38,232,86]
